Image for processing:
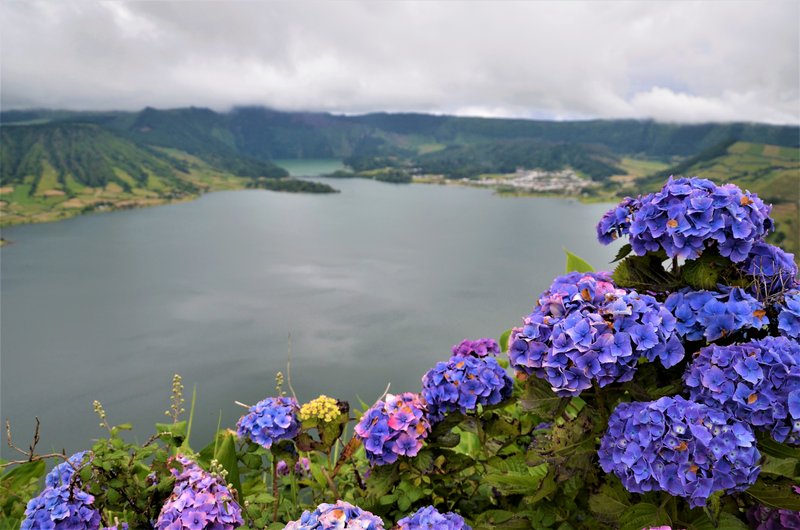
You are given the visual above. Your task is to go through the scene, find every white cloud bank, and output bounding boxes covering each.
[1,0,798,124]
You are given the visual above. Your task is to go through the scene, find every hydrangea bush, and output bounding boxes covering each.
[6,176,800,530]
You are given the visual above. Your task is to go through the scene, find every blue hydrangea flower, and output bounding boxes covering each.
[509,272,683,396]
[599,177,773,262]
[747,504,800,530]
[283,500,384,530]
[21,484,101,530]
[354,393,430,466]
[451,338,500,358]
[598,396,761,508]
[397,506,471,530]
[236,396,300,449]
[597,196,638,244]
[664,286,767,342]
[778,289,800,340]
[742,242,799,298]
[155,456,243,530]
[422,354,513,423]
[45,451,91,488]
[684,336,800,444]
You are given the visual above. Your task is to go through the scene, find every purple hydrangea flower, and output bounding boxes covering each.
[684,336,800,444]
[778,289,800,340]
[451,338,500,358]
[21,484,101,530]
[422,354,513,423]
[276,460,290,476]
[236,396,300,449]
[599,177,773,262]
[509,272,683,396]
[295,457,310,476]
[598,396,761,508]
[664,286,767,342]
[45,451,91,488]
[597,196,638,244]
[747,504,800,530]
[283,500,384,530]
[743,242,799,298]
[397,506,471,530]
[354,393,430,466]
[155,456,243,530]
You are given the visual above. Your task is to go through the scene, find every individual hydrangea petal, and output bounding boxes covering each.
[598,396,761,508]
[664,286,767,342]
[599,177,772,262]
[509,271,682,396]
[236,396,300,449]
[451,338,500,358]
[354,393,430,466]
[422,352,513,423]
[283,500,384,530]
[45,451,92,488]
[21,484,101,530]
[397,506,471,530]
[155,456,243,530]
[685,336,800,444]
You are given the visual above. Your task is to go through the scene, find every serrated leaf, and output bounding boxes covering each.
[682,258,720,290]
[564,249,595,273]
[588,483,631,522]
[756,433,800,460]
[687,512,749,530]
[483,462,548,495]
[746,480,800,510]
[760,454,798,479]
[520,376,567,418]
[618,503,670,530]
[612,243,633,263]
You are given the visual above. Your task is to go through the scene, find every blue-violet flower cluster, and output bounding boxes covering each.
[747,505,800,530]
[684,336,800,445]
[283,501,384,530]
[509,272,683,396]
[742,242,798,297]
[664,286,767,342]
[45,451,91,488]
[155,456,243,530]
[422,354,512,422]
[397,506,471,530]
[236,396,300,449]
[778,289,800,340]
[354,393,430,466]
[598,177,773,262]
[451,338,500,358]
[21,485,101,530]
[598,396,761,507]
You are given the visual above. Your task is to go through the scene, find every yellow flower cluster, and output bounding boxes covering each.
[299,395,341,423]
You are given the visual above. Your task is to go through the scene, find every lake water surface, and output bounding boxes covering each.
[1,160,621,456]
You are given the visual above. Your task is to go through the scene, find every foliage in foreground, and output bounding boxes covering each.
[2,176,800,530]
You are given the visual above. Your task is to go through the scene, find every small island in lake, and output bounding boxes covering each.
[246,177,339,194]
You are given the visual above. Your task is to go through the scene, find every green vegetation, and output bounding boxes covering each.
[324,168,412,184]
[246,178,339,193]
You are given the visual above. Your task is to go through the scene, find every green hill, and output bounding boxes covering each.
[638,141,800,256]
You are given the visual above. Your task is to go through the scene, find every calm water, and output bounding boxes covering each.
[0,161,621,456]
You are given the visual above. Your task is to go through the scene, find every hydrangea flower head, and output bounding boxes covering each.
[747,504,800,530]
[665,286,767,342]
[599,177,773,262]
[778,289,800,340]
[45,451,92,488]
[743,242,798,297]
[299,395,342,423]
[451,338,500,358]
[21,484,101,530]
[236,396,300,449]
[354,392,430,466]
[155,456,243,530]
[283,500,384,530]
[509,272,683,396]
[684,336,800,444]
[397,506,471,530]
[598,396,760,508]
[422,354,513,422]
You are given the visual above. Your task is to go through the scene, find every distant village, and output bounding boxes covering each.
[476,168,595,193]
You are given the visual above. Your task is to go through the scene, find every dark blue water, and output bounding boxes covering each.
[0,161,621,456]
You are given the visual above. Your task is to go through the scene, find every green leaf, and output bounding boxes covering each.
[1,460,46,491]
[687,512,749,530]
[214,433,241,495]
[612,243,633,263]
[564,249,595,273]
[499,328,513,353]
[760,455,798,480]
[682,255,720,290]
[588,482,631,522]
[483,461,548,495]
[746,480,800,511]
[520,377,567,418]
[618,503,670,530]
[756,433,800,460]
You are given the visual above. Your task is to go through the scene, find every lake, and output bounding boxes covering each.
[0,160,622,457]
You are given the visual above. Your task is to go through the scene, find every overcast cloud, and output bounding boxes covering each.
[1,0,798,124]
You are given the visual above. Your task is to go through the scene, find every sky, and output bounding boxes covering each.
[1,1,798,124]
